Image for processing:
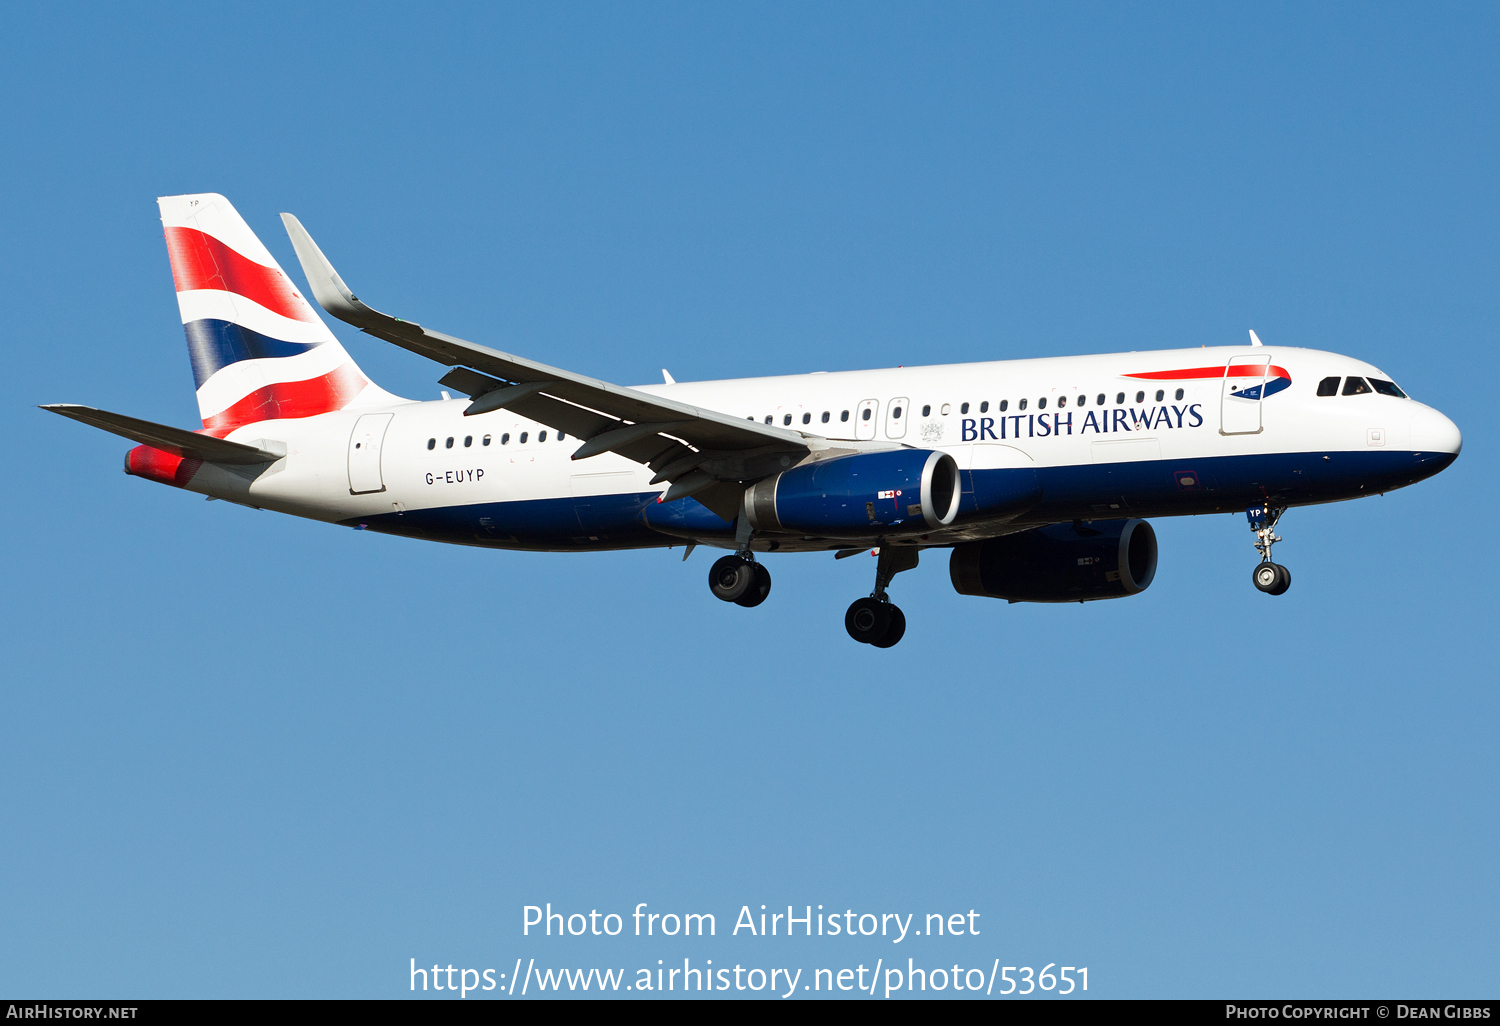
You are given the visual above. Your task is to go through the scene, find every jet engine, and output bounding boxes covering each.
[744,449,961,536]
[949,518,1158,602]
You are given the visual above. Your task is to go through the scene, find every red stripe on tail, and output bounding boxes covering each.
[164,226,316,323]
[200,363,368,436]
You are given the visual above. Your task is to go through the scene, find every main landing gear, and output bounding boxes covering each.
[1247,505,1291,596]
[708,515,771,608]
[708,554,771,607]
[845,546,918,648]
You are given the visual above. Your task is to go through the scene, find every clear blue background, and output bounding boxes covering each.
[1,2,1493,999]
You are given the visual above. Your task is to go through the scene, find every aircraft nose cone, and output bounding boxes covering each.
[1412,405,1462,456]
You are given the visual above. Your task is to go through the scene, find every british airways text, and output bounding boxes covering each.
[960,404,1204,441]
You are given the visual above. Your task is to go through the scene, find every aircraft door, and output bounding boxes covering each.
[855,398,880,440]
[347,413,394,494]
[1221,355,1271,435]
[885,397,910,439]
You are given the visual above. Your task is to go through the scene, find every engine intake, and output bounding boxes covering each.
[745,449,960,536]
[950,518,1158,602]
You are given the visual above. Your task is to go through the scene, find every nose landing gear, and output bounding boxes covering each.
[845,545,918,647]
[1247,505,1291,595]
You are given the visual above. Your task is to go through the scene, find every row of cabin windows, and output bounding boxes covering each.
[1316,376,1407,398]
[749,388,1189,426]
[426,429,567,450]
[754,410,850,425]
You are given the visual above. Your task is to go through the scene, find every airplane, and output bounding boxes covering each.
[44,193,1462,648]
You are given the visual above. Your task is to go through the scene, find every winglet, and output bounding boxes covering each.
[280,212,398,334]
[1249,330,1264,347]
[662,369,675,385]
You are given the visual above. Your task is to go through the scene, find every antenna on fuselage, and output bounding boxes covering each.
[1249,330,1264,347]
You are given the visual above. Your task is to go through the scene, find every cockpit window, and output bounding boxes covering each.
[1317,376,1340,397]
[1369,377,1408,398]
[1342,376,1372,396]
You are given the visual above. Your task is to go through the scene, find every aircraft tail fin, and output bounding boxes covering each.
[157,193,397,436]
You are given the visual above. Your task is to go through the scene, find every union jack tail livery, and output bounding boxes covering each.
[158,193,394,437]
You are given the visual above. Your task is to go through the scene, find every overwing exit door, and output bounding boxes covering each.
[1221,355,1271,435]
[348,413,393,494]
[855,399,879,440]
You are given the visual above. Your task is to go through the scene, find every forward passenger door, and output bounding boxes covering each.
[1221,355,1271,435]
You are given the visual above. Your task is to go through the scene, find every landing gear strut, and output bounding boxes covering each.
[845,545,917,648]
[709,515,772,608]
[1247,505,1291,596]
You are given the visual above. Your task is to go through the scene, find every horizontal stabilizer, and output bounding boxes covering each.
[40,404,285,465]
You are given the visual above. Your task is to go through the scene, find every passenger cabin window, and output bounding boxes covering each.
[1154,390,1164,402]
[558,431,565,441]
[427,438,436,450]
[1134,391,1145,403]
[1019,398,1028,411]
[980,401,989,413]
[482,435,491,446]
[1056,396,1066,408]
[821,411,830,423]
[841,410,850,422]
[1097,394,1106,405]
[1342,377,1372,396]
[1038,397,1047,409]
[783,414,792,425]
[1317,376,1340,396]
[519,432,528,444]
[539,431,547,442]
[1116,392,1125,404]
[764,415,773,424]
[445,437,454,448]
[802,412,811,424]
[862,408,872,421]
[1077,395,1085,407]
[960,402,969,414]
[1175,388,1184,401]
[922,405,931,417]
[1369,378,1407,398]
[998,400,1008,412]
[464,435,473,447]
[892,406,903,419]
[501,433,510,445]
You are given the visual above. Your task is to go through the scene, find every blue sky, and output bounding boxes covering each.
[1,2,1494,999]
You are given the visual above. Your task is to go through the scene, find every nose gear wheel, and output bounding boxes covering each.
[1246,505,1291,596]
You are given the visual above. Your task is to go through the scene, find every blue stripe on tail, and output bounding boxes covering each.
[183,319,323,388]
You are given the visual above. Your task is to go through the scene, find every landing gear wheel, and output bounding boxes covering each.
[709,555,755,603]
[1252,562,1291,595]
[870,604,906,648]
[734,562,772,607]
[845,597,894,645]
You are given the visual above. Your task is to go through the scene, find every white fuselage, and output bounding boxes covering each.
[175,344,1460,552]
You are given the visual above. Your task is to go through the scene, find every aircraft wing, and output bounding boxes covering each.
[40,404,285,465]
[281,213,810,516]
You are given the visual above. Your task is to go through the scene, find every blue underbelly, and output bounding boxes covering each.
[343,449,1454,548]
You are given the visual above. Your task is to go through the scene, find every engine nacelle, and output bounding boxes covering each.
[949,518,1158,603]
[745,449,961,536]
